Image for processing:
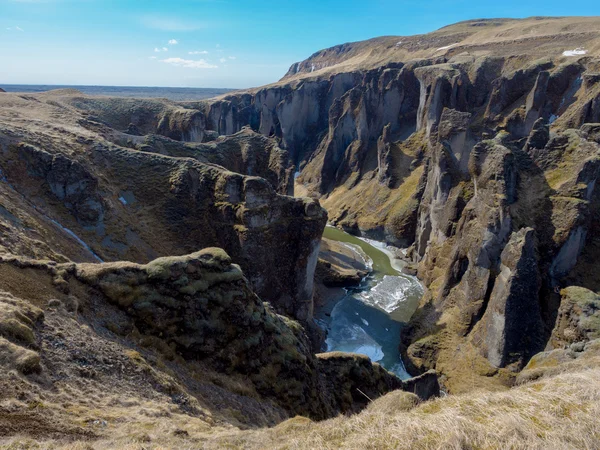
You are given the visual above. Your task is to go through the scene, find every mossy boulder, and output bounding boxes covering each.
[365,390,420,415]
[75,248,413,419]
[0,291,43,374]
[0,337,41,374]
[0,291,43,347]
[549,286,600,348]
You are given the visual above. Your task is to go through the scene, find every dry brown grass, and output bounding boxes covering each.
[206,367,600,450]
[3,365,599,449]
[212,16,600,93]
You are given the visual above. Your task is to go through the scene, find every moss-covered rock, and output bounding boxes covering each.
[549,286,600,348]
[0,291,43,374]
[72,249,416,419]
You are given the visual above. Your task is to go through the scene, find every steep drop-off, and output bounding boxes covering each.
[179,16,600,390]
[0,91,325,323]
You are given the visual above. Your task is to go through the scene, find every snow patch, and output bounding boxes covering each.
[549,114,558,124]
[361,318,369,327]
[562,48,587,57]
[119,196,127,205]
[437,43,458,51]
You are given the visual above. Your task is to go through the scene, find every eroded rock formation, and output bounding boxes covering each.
[0,93,325,323]
[0,250,435,420]
[1,16,600,428]
[163,17,600,390]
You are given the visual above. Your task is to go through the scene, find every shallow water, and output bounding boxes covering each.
[321,227,423,379]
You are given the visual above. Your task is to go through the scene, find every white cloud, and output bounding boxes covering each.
[219,58,227,63]
[168,39,178,45]
[228,56,236,60]
[161,57,218,69]
[154,47,169,52]
[162,47,168,52]
[154,47,161,52]
[6,26,25,32]
[149,56,157,60]
[189,50,209,55]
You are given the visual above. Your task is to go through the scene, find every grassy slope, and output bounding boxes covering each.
[3,354,598,449]
[210,16,600,100]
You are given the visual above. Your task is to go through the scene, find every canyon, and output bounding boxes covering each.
[1,15,600,448]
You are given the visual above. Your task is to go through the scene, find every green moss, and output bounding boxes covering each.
[179,267,243,295]
[0,318,36,345]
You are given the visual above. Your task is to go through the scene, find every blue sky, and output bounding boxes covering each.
[1,0,599,89]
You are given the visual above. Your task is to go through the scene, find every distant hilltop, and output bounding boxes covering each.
[282,16,600,80]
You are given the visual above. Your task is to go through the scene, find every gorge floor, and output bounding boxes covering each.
[316,226,424,379]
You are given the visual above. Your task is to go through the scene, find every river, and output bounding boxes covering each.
[318,226,424,379]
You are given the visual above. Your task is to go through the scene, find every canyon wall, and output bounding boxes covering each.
[0,93,326,324]
[186,30,600,389]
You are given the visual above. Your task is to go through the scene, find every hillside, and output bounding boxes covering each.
[282,17,600,80]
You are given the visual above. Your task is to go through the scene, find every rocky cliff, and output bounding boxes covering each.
[174,17,600,390]
[0,86,442,431]
[0,248,435,425]
[0,91,324,323]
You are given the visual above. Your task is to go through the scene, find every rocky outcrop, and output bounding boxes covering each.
[0,93,326,325]
[0,250,435,420]
[403,107,600,389]
[516,338,600,384]
[315,352,403,413]
[548,287,600,348]
[377,124,394,186]
[75,248,331,417]
[401,369,440,400]
[415,64,468,136]
[524,118,550,151]
[471,228,544,369]
[517,286,600,384]
[15,143,105,227]
[135,128,294,195]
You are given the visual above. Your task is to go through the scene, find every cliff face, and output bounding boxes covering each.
[396,111,600,390]
[0,88,441,428]
[198,20,599,249]
[0,91,325,323]
[0,249,434,424]
[179,17,600,389]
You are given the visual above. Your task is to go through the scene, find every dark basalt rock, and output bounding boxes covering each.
[473,228,544,369]
[0,250,429,420]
